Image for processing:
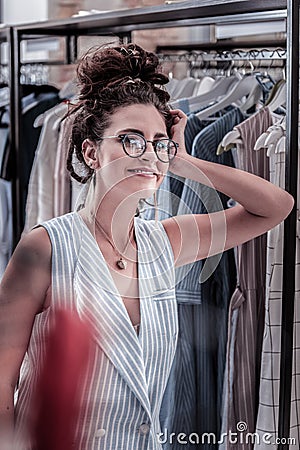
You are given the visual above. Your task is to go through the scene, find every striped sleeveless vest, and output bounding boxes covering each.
[15,212,178,450]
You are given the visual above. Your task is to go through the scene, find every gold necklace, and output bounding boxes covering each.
[94,217,134,270]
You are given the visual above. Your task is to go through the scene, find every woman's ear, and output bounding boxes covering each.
[82,139,99,170]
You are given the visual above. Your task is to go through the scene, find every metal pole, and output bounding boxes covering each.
[9,27,23,249]
[278,0,299,448]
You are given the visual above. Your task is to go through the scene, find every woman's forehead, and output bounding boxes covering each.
[108,104,167,132]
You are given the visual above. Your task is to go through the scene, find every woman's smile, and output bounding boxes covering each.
[127,167,160,178]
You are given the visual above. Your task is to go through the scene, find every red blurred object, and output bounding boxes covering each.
[31,309,92,450]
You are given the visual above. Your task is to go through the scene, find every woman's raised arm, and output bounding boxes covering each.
[162,109,294,267]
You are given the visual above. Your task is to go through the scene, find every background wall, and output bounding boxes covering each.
[2,0,48,23]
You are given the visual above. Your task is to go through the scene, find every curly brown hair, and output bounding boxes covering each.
[66,43,172,184]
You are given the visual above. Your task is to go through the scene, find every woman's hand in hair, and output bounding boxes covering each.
[168,109,188,173]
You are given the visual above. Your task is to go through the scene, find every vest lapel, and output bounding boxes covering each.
[73,214,151,417]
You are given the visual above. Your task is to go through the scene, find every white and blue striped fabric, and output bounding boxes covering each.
[15,211,178,449]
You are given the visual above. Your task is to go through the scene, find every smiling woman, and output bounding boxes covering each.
[80,104,170,201]
[0,43,294,450]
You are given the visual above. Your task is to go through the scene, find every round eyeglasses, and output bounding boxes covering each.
[100,133,178,163]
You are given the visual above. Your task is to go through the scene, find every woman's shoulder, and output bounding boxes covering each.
[39,211,79,228]
[10,226,52,282]
[135,216,168,238]
[21,212,80,256]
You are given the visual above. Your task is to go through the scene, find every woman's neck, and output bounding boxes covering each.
[82,190,139,251]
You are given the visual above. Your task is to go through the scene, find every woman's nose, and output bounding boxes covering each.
[139,141,158,161]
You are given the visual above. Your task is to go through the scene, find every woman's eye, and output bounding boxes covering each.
[156,142,168,151]
[131,140,142,148]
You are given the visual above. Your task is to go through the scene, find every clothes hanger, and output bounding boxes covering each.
[190,74,240,108]
[171,58,239,109]
[264,78,286,112]
[216,83,265,155]
[217,77,285,155]
[274,135,286,154]
[192,75,215,96]
[254,116,286,151]
[262,122,286,157]
[171,76,198,100]
[264,124,285,147]
[166,76,180,98]
[217,82,264,155]
[195,74,259,119]
[238,82,263,113]
[171,73,240,111]
[58,78,78,100]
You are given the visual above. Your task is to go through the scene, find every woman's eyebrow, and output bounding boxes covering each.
[117,128,168,138]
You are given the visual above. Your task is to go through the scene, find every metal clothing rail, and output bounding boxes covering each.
[5,1,298,449]
[157,48,287,62]
[156,38,287,52]
[278,0,299,447]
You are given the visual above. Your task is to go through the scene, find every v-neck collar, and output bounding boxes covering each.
[74,211,142,331]
[73,211,153,416]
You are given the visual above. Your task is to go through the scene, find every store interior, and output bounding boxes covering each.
[0,1,299,449]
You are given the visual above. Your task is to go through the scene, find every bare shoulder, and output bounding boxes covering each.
[0,226,52,313]
[12,226,52,268]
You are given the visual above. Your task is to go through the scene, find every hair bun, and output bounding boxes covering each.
[77,43,169,100]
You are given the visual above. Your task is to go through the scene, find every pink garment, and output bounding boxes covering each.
[225,107,272,450]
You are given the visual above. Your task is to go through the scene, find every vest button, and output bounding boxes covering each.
[95,428,106,438]
[139,423,150,435]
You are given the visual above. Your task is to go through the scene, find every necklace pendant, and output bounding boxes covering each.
[116,258,127,270]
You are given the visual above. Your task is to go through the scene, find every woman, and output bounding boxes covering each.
[0,44,294,449]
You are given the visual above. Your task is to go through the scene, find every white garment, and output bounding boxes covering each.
[24,103,68,233]
[255,140,300,448]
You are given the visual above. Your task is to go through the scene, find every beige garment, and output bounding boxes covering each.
[53,114,74,217]
[24,103,68,233]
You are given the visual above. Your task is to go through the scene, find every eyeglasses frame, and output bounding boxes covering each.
[100,133,178,163]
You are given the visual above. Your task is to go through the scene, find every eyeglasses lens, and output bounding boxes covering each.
[124,135,145,156]
[123,134,176,162]
[154,140,176,162]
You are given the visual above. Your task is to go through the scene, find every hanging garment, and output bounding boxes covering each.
[14,212,178,450]
[224,107,273,449]
[0,88,60,229]
[53,114,74,217]
[0,105,12,279]
[175,107,244,304]
[144,112,207,221]
[160,107,245,450]
[254,134,300,449]
[0,179,12,280]
[169,112,207,209]
[0,105,9,169]
[24,103,68,233]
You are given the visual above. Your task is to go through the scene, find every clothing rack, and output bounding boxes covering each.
[279,1,299,445]
[4,1,298,448]
[157,48,287,62]
[157,48,287,73]
[0,28,9,84]
[156,38,287,52]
